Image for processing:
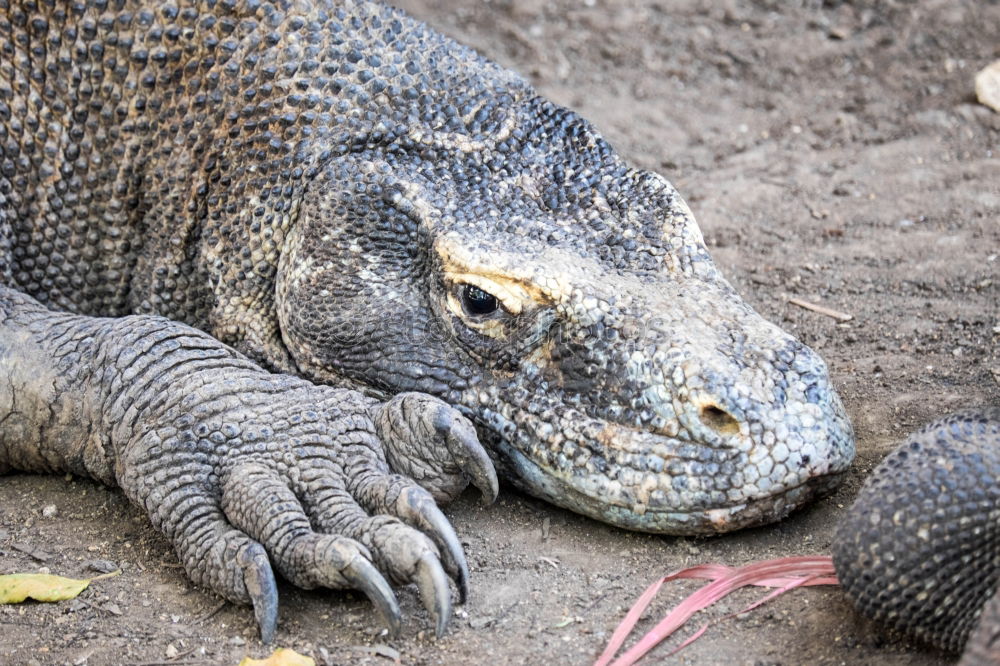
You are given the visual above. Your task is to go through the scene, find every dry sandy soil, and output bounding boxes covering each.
[2,1,998,664]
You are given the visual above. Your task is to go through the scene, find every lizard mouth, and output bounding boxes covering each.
[477,400,853,535]
[607,472,845,535]
[494,436,847,534]
[468,325,855,536]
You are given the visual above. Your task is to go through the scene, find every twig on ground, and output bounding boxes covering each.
[787,297,853,322]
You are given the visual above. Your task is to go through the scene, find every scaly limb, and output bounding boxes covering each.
[0,286,494,640]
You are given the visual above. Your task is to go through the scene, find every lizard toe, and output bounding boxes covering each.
[415,550,453,639]
[433,405,499,505]
[131,445,282,640]
[337,553,404,637]
[375,392,498,505]
[220,461,404,636]
[306,479,458,636]
[351,471,469,603]
[392,483,470,604]
[158,501,279,641]
[353,516,454,638]
[237,541,279,644]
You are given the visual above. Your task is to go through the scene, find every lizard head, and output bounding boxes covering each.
[275,100,854,535]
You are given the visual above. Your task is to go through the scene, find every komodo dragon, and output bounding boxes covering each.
[1,0,866,643]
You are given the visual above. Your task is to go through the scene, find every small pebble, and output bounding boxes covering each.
[165,644,179,659]
[41,505,57,518]
[469,616,494,629]
[87,559,118,574]
[976,60,1000,113]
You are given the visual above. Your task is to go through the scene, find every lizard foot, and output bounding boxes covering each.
[123,375,477,641]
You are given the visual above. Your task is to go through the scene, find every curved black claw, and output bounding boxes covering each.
[397,486,470,603]
[433,407,499,505]
[414,552,453,638]
[342,554,403,637]
[375,392,498,505]
[238,542,278,644]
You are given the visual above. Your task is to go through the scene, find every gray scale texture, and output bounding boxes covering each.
[0,0,861,640]
[960,578,1000,665]
[833,409,1000,659]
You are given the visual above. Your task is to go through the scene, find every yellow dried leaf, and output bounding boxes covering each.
[238,648,316,666]
[0,570,120,604]
[0,573,92,603]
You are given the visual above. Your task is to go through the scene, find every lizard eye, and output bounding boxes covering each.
[461,284,500,316]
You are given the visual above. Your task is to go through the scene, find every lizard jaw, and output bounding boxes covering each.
[474,389,854,535]
[492,435,848,534]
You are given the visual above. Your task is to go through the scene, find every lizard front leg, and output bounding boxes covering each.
[0,286,493,640]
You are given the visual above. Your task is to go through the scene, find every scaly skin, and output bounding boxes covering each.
[0,287,497,640]
[1,0,853,637]
[834,409,1000,662]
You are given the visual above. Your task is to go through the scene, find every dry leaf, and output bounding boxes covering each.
[238,647,316,666]
[0,573,92,603]
[0,570,120,604]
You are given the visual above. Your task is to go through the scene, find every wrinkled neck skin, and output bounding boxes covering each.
[274,92,854,535]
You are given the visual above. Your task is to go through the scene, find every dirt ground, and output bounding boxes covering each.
[2,0,998,664]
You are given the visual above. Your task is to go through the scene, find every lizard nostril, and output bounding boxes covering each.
[699,404,741,436]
